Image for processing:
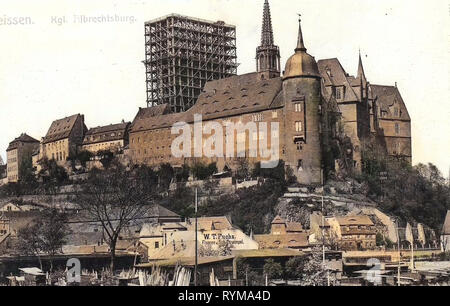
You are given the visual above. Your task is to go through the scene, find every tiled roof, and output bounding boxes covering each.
[370,84,411,120]
[254,233,309,249]
[186,216,233,231]
[317,58,359,103]
[7,133,39,151]
[140,222,187,237]
[286,222,304,233]
[130,74,283,133]
[271,215,286,224]
[83,122,130,145]
[43,114,83,144]
[336,215,374,226]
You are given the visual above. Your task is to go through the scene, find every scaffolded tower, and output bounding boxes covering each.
[144,14,238,113]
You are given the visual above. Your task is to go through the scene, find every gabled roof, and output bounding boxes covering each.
[317,58,359,103]
[7,134,39,151]
[43,114,84,144]
[336,215,374,226]
[370,84,411,120]
[254,233,309,249]
[130,74,283,133]
[272,215,286,224]
[442,211,450,235]
[186,216,233,231]
[140,222,187,237]
[83,122,130,145]
[286,222,304,232]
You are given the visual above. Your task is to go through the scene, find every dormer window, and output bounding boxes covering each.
[334,87,342,100]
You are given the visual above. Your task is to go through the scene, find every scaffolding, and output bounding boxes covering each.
[144,14,238,113]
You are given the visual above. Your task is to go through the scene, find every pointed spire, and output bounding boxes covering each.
[357,50,366,78]
[295,15,306,52]
[261,0,274,46]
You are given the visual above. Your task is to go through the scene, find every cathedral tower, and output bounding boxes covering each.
[282,17,323,185]
[256,0,281,80]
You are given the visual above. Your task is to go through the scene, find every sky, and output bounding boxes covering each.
[0,0,449,176]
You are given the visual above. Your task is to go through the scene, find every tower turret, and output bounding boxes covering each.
[282,16,323,185]
[256,0,281,80]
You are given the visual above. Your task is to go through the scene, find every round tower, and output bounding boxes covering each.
[282,17,322,185]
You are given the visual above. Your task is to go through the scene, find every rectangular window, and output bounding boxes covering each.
[294,103,302,112]
[295,121,303,132]
[297,160,303,171]
[155,242,159,249]
[334,87,341,99]
[252,113,263,122]
[272,111,278,119]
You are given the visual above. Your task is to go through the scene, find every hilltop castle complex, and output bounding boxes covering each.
[127,0,411,184]
[2,0,411,186]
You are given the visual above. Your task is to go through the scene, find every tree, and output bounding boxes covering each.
[68,150,94,170]
[300,247,329,286]
[162,185,195,218]
[199,178,286,235]
[263,258,283,280]
[236,259,264,286]
[16,208,70,271]
[198,240,232,258]
[175,164,190,182]
[285,256,306,279]
[158,163,174,190]
[38,158,69,186]
[19,155,37,188]
[97,150,115,169]
[192,162,217,180]
[235,158,250,180]
[252,160,286,182]
[75,162,158,272]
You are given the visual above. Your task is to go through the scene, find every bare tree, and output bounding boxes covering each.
[17,208,70,271]
[75,162,158,272]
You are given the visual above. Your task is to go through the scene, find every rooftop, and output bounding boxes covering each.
[7,133,39,151]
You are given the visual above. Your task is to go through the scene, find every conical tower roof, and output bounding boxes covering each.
[283,16,320,79]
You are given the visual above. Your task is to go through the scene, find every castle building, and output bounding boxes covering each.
[318,56,371,171]
[369,84,412,162]
[6,134,40,183]
[127,0,411,184]
[36,114,87,168]
[81,121,130,154]
[130,3,327,184]
[318,54,412,169]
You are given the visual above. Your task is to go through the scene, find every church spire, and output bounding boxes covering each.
[295,15,307,52]
[261,0,274,46]
[256,0,280,79]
